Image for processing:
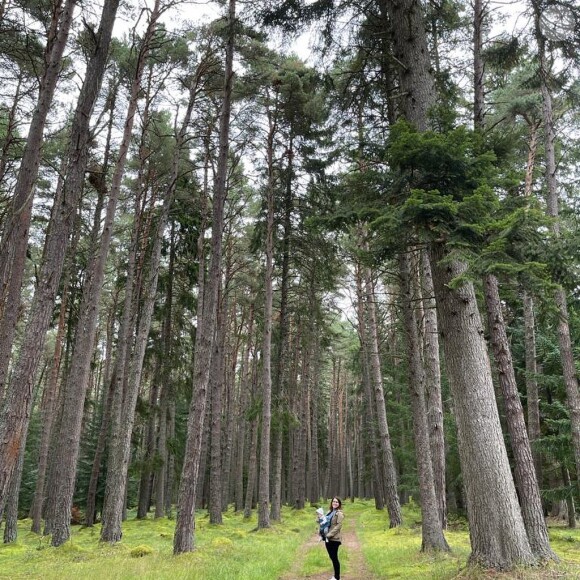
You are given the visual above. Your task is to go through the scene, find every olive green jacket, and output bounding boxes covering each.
[326,509,344,542]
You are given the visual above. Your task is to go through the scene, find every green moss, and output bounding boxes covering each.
[130,545,154,558]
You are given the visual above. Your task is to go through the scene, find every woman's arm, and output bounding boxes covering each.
[325,511,344,540]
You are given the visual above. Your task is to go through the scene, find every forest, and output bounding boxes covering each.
[0,0,580,576]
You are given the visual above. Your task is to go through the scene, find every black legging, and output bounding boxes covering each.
[325,539,341,579]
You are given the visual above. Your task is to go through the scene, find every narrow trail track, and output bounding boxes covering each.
[280,513,378,580]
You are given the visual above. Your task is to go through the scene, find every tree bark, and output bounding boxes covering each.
[385,0,436,132]
[3,434,26,543]
[355,263,385,511]
[430,243,535,569]
[420,250,446,528]
[234,303,254,512]
[483,273,555,560]
[244,415,259,519]
[85,369,115,527]
[30,277,71,533]
[0,0,77,401]
[522,120,542,487]
[0,74,24,237]
[524,292,542,482]
[220,292,239,510]
[363,267,402,526]
[258,102,276,529]
[532,1,580,493]
[173,0,235,553]
[154,225,175,519]
[309,334,322,504]
[47,1,158,544]
[208,287,226,523]
[0,0,121,505]
[562,466,576,529]
[473,0,485,131]
[400,251,449,551]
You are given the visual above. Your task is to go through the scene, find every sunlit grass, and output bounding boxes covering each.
[0,507,313,579]
[2,501,580,578]
[353,499,580,579]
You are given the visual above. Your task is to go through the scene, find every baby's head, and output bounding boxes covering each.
[316,507,324,516]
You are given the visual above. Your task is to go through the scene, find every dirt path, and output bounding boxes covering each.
[280,515,377,580]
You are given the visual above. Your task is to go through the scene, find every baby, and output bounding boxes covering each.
[316,507,329,541]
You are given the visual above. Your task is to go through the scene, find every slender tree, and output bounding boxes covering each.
[400,249,449,551]
[531,0,580,491]
[0,0,120,521]
[0,0,78,503]
[46,0,163,545]
[362,264,402,527]
[258,86,276,529]
[174,0,236,553]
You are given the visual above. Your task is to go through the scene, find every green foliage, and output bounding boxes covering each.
[483,36,525,75]
[387,122,496,200]
[0,9,45,75]
[258,0,334,35]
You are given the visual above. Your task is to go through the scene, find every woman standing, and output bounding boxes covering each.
[322,497,344,580]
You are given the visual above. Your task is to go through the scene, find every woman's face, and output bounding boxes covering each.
[331,498,340,509]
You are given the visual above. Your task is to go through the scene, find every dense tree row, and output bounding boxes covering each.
[0,0,579,572]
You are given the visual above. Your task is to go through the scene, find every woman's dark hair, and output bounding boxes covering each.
[328,497,342,511]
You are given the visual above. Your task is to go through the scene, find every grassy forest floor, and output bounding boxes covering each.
[1,500,580,579]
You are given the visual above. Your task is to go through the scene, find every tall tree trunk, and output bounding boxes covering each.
[483,273,555,560]
[234,303,254,512]
[3,432,26,543]
[173,0,235,553]
[220,292,239,510]
[165,397,176,516]
[309,332,322,503]
[244,353,259,518]
[42,158,107,536]
[154,224,175,518]
[400,251,449,551]
[0,0,119,505]
[524,293,542,481]
[430,243,535,569]
[385,0,435,132]
[0,0,77,400]
[46,2,159,544]
[30,277,71,533]
[258,104,276,529]
[420,251,446,528]
[532,1,580,491]
[80,98,119,527]
[138,52,205,520]
[209,287,226,523]
[389,0,535,567]
[355,263,385,511]
[85,368,115,527]
[363,267,402,526]
[522,120,543,487]
[136,373,160,519]
[101,47,190,543]
[270,134,294,520]
[473,0,485,132]
[0,74,23,235]
[244,416,259,519]
[290,328,307,509]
